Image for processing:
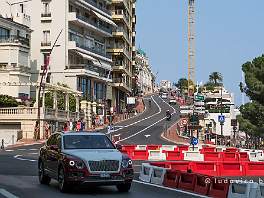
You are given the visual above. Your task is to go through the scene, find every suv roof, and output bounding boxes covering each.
[59,131,105,136]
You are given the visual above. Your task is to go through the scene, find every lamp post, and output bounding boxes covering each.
[220,86,224,145]
[35,30,62,140]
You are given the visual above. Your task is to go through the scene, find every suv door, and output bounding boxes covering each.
[46,134,59,177]
[50,134,62,176]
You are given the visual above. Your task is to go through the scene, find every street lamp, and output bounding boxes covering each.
[35,29,63,140]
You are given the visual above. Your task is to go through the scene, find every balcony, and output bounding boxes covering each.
[112,10,130,28]
[112,28,131,44]
[41,12,51,17]
[67,63,111,80]
[41,12,52,22]
[112,77,131,92]
[107,48,131,60]
[84,0,111,15]
[75,13,112,35]
[68,12,112,37]
[41,41,51,47]
[0,35,30,47]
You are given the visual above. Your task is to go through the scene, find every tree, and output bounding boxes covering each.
[209,72,223,85]
[45,83,76,112]
[238,54,264,148]
[175,78,189,93]
[0,95,19,107]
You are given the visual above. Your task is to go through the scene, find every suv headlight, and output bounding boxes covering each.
[65,155,86,170]
[121,159,132,168]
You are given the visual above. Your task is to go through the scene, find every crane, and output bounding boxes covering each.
[188,0,195,96]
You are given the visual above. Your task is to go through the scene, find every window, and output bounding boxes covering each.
[20,4,24,13]
[43,2,50,14]
[17,30,20,37]
[43,30,50,43]
[0,27,10,38]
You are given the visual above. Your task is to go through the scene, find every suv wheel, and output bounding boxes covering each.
[58,167,70,193]
[38,161,51,185]
[116,183,132,192]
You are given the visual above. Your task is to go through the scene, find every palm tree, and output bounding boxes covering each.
[209,72,223,85]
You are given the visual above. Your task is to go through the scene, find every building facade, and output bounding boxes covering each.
[135,48,155,95]
[0,15,31,99]
[108,0,136,113]
[0,0,117,115]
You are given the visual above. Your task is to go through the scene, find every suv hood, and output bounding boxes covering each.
[63,149,123,162]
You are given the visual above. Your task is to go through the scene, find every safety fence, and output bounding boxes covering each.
[139,162,264,198]
[121,144,264,162]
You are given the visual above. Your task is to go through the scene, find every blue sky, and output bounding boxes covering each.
[136,0,264,105]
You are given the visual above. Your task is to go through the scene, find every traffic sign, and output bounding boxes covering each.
[231,119,237,126]
[218,115,225,123]
[191,137,198,145]
[195,95,205,101]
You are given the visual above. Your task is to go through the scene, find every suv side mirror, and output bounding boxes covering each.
[50,145,59,151]
[115,144,122,151]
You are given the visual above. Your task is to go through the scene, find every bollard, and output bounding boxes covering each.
[1,139,4,150]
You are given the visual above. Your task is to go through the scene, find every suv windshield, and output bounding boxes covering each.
[63,135,115,149]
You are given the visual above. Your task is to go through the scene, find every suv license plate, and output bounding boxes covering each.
[100,173,110,178]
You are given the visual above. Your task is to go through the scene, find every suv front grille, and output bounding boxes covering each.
[88,160,120,172]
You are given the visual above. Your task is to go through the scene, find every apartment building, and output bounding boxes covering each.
[1,0,116,114]
[0,15,31,99]
[135,48,155,95]
[108,0,136,113]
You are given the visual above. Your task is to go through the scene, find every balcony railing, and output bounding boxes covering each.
[0,35,30,46]
[41,41,51,47]
[67,63,111,79]
[84,0,111,15]
[41,12,51,17]
[76,14,112,34]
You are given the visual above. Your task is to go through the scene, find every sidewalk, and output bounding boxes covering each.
[6,139,46,149]
[161,121,190,145]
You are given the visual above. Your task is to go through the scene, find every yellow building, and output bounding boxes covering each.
[108,0,136,113]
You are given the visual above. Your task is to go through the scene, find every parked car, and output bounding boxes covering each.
[38,132,133,193]
[169,98,177,105]
[161,93,168,99]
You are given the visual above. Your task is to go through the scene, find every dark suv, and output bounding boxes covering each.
[38,132,133,193]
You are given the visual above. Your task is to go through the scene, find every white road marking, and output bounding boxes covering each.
[14,155,37,162]
[116,97,177,143]
[107,95,162,134]
[133,180,209,198]
[28,153,38,155]
[144,135,151,138]
[5,150,14,152]
[0,189,19,198]
[29,149,38,151]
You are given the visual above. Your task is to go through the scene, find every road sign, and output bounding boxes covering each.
[218,115,225,123]
[195,95,205,101]
[231,119,237,126]
[191,137,198,145]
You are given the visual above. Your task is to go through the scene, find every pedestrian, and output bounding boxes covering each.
[63,122,69,131]
[80,119,84,131]
[91,112,96,129]
[44,122,49,139]
[34,121,40,140]
[69,119,73,131]
[76,120,81,131]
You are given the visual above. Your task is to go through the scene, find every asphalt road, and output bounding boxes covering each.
[0,94,204,198]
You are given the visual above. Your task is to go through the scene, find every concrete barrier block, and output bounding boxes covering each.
[228,182,261,198]
[139,163,153,183]
[150,166,168,185]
